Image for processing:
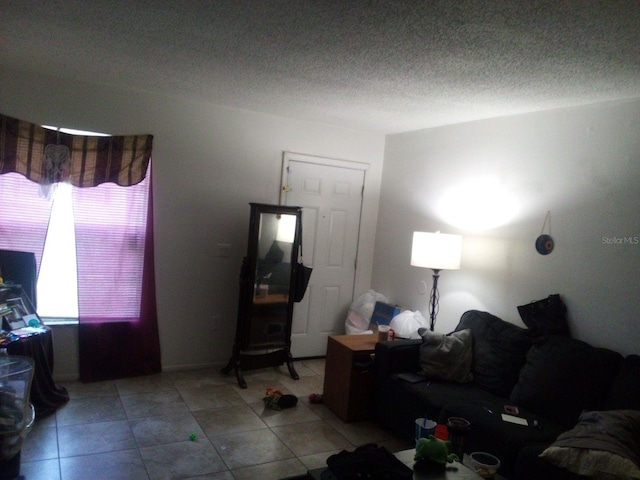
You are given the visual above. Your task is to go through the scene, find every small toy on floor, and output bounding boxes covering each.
[263,388,298,410]
[308,393,323,404]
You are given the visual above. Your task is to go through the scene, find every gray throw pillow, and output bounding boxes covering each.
[418,328,474,383]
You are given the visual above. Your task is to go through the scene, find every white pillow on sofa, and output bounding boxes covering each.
[417,328,474,383]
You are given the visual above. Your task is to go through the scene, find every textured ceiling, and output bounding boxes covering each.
[2,0,640,133]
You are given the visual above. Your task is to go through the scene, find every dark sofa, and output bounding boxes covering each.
[373,310,640,479]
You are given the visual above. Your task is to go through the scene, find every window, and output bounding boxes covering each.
[0,113,160,381]
[37,181,79,321]
[35,127,111,323]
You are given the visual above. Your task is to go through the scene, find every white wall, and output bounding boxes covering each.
[0,68,385,379]
[374,100,640,356]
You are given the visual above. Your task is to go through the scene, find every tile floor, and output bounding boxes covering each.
[18,359,412,480]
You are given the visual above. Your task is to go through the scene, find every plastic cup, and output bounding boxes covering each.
[414,417,437,443]
[377,325,391,341]
[447,416,471,460]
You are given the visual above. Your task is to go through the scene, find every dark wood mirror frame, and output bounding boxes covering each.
[222,203,302,388]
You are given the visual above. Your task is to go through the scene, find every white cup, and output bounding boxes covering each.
[415,417,437,443]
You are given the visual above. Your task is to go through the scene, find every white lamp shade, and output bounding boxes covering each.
[411,231,462,270]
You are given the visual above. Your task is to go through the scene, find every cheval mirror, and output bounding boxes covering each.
[222,203,302,388]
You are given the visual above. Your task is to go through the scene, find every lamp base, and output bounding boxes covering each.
[428,269,440,331]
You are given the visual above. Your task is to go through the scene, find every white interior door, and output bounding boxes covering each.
[281,152,367,357]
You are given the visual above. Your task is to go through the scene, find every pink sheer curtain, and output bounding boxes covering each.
[0,113,161,382]
[77,168,161,382]
[0,172,53,268]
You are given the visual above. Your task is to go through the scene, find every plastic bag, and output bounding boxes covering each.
[389,310,429,339]
[345,290,389,334]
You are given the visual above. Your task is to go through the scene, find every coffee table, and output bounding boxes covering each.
[308,448,484,479]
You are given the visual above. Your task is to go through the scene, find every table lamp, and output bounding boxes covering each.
[411,231,462,331]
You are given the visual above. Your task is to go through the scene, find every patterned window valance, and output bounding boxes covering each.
[0,113,152,188]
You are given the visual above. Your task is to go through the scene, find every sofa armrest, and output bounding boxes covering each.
[374,339,421,378]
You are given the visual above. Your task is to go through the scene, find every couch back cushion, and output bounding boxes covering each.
[605,354,640,411]
[455,310,532,397]
[510,335,623,427]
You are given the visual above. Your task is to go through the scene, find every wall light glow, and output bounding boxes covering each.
[438,177,519,231]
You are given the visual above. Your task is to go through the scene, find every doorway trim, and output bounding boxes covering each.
[280,151,370,205]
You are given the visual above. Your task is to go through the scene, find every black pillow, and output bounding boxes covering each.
[510,335,623,427]
[517,294,569,337]
[455,310,531,397]
[605,354,640,411]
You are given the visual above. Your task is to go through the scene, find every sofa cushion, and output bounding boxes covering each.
[418,328,473,383]
[605,354,640,411]
[455,310,532,397]
[510,335,623,427]
[540,410,640,479]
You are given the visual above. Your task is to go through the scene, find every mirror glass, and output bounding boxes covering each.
[254,213,296,302]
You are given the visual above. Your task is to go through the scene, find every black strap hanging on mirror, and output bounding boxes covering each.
[535,210,554,255]
[293,209,312,302]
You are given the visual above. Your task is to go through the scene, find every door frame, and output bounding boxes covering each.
[280,151,370,335]
[280,152,370,204]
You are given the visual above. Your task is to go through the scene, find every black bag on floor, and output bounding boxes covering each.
[324,444,413,480]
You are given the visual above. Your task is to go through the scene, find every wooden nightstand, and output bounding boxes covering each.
[323,334,379,422]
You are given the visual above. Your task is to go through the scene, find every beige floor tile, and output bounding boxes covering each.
[115,373,177,395]
[183,472,235,480]
[249,400,321,427]
[299,358,327,376]
[59,449,148,480]
[324,418,396,446]
[271,420,353,457]
[129,412,206,447]
[120,390,190,419]
[56,395,126,426]
[297,449,343,470]
[231,457,308,480]
[169,368,234,390]
[278,374,324,397]
[34,356,415,480]
[20,458,61,480]
[231,378,289,404]
[21,424,59,461]
[194,404,267,436]
[179,384,246,411]
[58,420,137,457]
[62,379,118,399]
[211,428,295,470]
[140,439,228,480]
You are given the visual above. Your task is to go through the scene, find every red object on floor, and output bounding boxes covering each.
[435,423,448,440]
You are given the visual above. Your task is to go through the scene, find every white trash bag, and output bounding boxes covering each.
[345,290,389,334]
[389,310,429,339]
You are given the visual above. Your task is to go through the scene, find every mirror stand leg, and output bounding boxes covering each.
[220,348,248,389]
[220,356,234,375]
[234,358,247,389]
[285,349,299,380]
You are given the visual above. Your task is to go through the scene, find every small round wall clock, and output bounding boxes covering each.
[536,211,554,255]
